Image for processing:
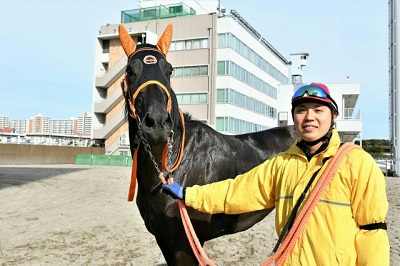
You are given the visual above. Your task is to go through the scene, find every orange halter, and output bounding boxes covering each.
[121,74,185,202]
[122,79,172,120]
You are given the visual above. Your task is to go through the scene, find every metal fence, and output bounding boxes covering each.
[75,154,132,167]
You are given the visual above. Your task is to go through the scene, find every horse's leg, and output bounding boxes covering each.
[156,237,198,266]
[174,250,197,266]
[156,237,176,265]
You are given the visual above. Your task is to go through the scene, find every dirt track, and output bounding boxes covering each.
[0,165,398,265]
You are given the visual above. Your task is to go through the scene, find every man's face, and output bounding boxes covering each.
[293,101,337,142]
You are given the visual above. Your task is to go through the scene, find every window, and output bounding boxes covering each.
[216,116,267,134]
[217,61,227,75]
[143,8,157,18]
[182,94,191,104]
[169,5,183,14]
[170,38,209,51]
[192,39,201,49]
[217,89,227,102]
[217,33,288,84]
[175,41,184,50]
[176,93,208,104]
[102,40,109,53]
[183,67,191,77]
[191,66,200,76]
[173,68,183,77]
[216,88,277,119]
[200,66,208,75]
[172,66,208,77]
[217,60,277,99]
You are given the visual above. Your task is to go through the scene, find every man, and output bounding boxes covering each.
[163,82,390,265]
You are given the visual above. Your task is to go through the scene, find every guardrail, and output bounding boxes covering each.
[375,159,400,176]
[75,154,132,167]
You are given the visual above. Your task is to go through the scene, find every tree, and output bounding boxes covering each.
[361,139,390,159]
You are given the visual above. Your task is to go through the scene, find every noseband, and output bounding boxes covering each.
[122,79,172,120]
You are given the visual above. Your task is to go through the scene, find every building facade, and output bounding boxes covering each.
[92,0,361,155]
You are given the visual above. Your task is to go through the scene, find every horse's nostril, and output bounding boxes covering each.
[144,114,155,128]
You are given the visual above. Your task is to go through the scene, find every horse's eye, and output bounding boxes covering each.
[168,64,173,76]
[126,66,135,78]
[135,97,142,110]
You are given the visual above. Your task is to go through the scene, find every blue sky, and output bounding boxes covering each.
[0,1,388,139]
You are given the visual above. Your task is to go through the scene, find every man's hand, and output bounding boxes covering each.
[162,181,184,199]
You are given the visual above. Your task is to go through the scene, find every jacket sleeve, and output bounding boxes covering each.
[185,157,277,214]
[349,149,390,265]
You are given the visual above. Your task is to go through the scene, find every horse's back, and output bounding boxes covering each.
[182,122,297,182]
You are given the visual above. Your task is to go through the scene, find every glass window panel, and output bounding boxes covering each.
[200,66,208,75]
[182,94,190,104]
[216,89,225,102]
[185,40,192,50]
[176,94,182,104]
[199,93,207,103]
[174,67,183,77]
[201,39,209,48]
[218,34,228,48]
[183,67,191,76]
[170,42,176,51]
[216,117,224,131]
[217,61,225,75]
[175,41,184,50]
[192,39,200,49]
[191,66,200,76]
[191,94,199,103]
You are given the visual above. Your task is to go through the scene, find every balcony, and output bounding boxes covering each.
[337,108,361,142]
[95,56,126,88]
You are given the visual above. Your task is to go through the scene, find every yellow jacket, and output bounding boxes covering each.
[185,129,389,265]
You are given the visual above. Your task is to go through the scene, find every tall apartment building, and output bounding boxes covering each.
[28,114,51,134]
[50,119,75,135]
[9,119,28,134]
[92,0,361,155]
[77,112,93,136]
[0,117,10,129]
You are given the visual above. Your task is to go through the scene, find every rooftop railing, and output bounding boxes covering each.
[121,3,196,23]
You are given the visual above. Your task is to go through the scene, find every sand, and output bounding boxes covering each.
[0,165,398,265]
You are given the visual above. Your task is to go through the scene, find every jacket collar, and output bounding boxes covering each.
[287,129,341,159]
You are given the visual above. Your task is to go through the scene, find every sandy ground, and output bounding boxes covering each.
[0,165,398,265]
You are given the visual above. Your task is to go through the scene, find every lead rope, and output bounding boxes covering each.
[178,200,216,266]
[261,142,361,265]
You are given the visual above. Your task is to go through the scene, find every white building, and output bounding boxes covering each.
[92,0,361,154]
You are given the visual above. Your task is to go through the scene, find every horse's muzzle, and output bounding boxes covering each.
[141,111,173,142]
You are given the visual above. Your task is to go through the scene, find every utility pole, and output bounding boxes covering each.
[389,0,400,176]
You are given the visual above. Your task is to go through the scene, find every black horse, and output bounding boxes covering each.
[118,24,297,265]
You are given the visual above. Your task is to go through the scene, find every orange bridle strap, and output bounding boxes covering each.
[161,109,186,172]
[124,79,172,119]
[128,47,166,59]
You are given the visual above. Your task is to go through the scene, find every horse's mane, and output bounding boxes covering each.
[183,112,195,122]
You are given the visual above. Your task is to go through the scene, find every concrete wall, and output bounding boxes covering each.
[0,144,105,165]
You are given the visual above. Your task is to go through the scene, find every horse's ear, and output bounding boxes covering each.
[157,24,173,56]
[118,24,136,57]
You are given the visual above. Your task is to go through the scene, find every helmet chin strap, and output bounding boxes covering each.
[303,135,328,146]
[302,116,335,147]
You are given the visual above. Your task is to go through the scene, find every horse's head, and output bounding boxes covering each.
[119,24,177,144]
